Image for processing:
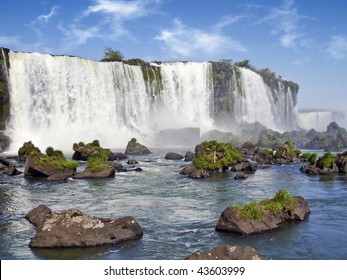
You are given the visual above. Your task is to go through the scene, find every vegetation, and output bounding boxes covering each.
[87,150,112,172]
[232,189,296,220]
[192,140,242,171]
[35,148,79,170]
[241,141,255,149]
[72,139,111,159]
[308,153,317,165]
[18,141,41,157]
[317,152,335,169]
[100,47,124,62]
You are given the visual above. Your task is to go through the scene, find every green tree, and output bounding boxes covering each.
[101,47,124,62]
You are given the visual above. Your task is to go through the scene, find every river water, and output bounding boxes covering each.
[1,148,347,260]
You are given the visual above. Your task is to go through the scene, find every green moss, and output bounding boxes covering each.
[232,189,296,220]
[318,153,335,168]
[18,141,41,156]
[34,146,78,170]
[72,139,110,159]
[142,66,163,95]
[87,151,112,172]
[192,141,242,171]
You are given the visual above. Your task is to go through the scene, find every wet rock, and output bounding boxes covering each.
[180,163,210,179]
[165,152,183,160]
[216,196,310,235]
[24,156,75,179]
[73,167,115,179]
[127,159,139,164]
[234,172,248,180]
[184,151,195,162]
[186,245,264,260]
[108,152,128,161]
[4,166,22,176]
[25,205,143,248]
[125,138,151,155]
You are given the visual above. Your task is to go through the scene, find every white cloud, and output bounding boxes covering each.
[213,15,244,32]
[260,0,313,49]
[58,24,101,52]
[37,5,60,23]
[155,18,247,58]
[327,35,347,60]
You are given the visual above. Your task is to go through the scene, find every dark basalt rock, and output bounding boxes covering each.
[186,245,264,260]
[25,205,143,248]
[216,196,310,235]
[180,163,210,179]
[127,159,139,164]
[234,172,248,180]
[165,152,183,160]
[230,161,257,172]
[24,156,75,180]
[4,166,22,176]
[73,167,115,179]
[184,151,196,162]
[108,152,128,161]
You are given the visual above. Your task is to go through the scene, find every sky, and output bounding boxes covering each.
[0,0,346,111]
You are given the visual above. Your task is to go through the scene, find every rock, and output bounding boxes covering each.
[216,196,310,235]
[231,161,257,172]
[184,151,195,162]
[234,172,248,180]
[165,152,183,160]
[335,153,347,173]
[0,156,11,167]
[0,132,10,152]
[0,162,7,170]
[73,167,115,179]
[25,205,143,248]
[195,143,205,157]
[108,152,128,161]
[124,138,151,155]
[24,156,75,179]
[127,159,139,164]
[180,163,210,178]
[4,166,22,176]
[18,141,41,161]
[156,127,201,147]
[186,245,264,260]
[111,162,124,170]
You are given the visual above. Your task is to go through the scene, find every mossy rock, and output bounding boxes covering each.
[124,138,151,155]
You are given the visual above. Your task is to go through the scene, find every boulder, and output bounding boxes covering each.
[180,163,210,179]
[184,151,196,162]
[165,152,183,160]
[73,167,115,179]
[0,162,7,170]
[25,205,143,248]
[108,152,128,161]
[186,245,264,260]
[124,138,151,155]
[216,196,310,235]
[234,172,248,180]
[24,156,75,179]
[0,156,11,167]
[4,166,22,176]
[231,161,257,172]
[127,159,139,164]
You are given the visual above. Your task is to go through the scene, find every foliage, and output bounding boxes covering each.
[232,189,296,219]
[317,152,335,168]
[72,139,111,159]
[35,147,78,170]
[100,47,124,62]
[285,140,295,151]
[242,141,255,149]
[308,153,317,165]
[18,141,41,156]
[87,153,112,172]
[192,141,242,171]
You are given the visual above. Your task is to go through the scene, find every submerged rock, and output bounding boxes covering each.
[234,172,248,180]
[184,151,195,162]
[4,166,22,176]
[25,205,143,248]
[108,152,128,161]
[180,163,210,179]
[186,245,264,260]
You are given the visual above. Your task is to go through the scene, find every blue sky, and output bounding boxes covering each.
[0,0,346,110]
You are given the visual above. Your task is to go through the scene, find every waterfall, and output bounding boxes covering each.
[8,52,150,151]
[1,48,9,82]
[298,111,347,131]
[6,51,300,152]
[153,62,214,131]
[233,67,297,131]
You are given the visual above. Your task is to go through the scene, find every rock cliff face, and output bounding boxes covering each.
[0,47,10,131]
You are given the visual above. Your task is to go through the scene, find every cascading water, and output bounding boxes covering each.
[6,50,300,152]
[298,110,347,131]
[8,52,151,151]
[233,67,298,131]
[153,62,214,131]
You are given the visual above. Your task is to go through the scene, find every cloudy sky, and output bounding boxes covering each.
[0,0,346,110]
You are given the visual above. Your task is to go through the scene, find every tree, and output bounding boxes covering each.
[100,47,124,62]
